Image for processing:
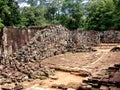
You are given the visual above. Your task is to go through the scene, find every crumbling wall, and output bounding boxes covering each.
[67,30,100,52]
[100,30,120,43]
[0,26,120,56]
[0,25,100,85]
[0,25,101,56]
[14,25,69,62]
[70,30,100,46]
[0,25,69,84]
[0,26,46,56]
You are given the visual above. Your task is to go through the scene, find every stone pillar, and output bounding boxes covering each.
[2,27,8,57]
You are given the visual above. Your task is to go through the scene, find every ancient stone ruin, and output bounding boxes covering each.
[0,25,120,89]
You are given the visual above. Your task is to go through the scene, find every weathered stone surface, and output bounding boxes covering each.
[0,25,101,56]
[100,30,120,43]
[1,84,15,90]
[83,64,120,89]
[14,84,23,90]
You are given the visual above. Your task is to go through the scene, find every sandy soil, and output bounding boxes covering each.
[22,71,84,90]
[42,43,120,75]
[41,52,103,71]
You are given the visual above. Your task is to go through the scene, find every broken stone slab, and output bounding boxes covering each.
[14,84,23,90]
[51,83,67,89]
[49,75,58,80]
[1,83,15,90]
[99,85,109,90]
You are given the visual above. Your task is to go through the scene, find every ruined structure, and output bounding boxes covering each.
[0,25,120,56]
[0,25,101,56]
[0,25,120,89]
[101,30,120,43]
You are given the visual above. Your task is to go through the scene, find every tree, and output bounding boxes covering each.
[112,0,120,30]
[84,0,120,31]
[0,0,20,26]
[60,0,83,30]
[0,18,4,29]
[44,0,58,24]
[27,0,38,6]
[20,6,47,26]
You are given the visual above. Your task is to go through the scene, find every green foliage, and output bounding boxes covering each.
[1,0,120,30]
[0,18,4,29]
[0,0,20,26]
[84,0,120,31]
[44,5,57,23]
[20,6,47,26]
[27,0,38,6]
[60,0,83,30]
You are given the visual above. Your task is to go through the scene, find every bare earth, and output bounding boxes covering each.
[23,71,84,90]
[42,44,120,74]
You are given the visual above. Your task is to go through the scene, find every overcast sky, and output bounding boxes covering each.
[18,0,89,8]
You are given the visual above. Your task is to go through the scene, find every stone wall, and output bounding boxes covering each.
[0,25,120,56]
[14,25,69,62]
[100,30,120,43]
[0,26,46,56]
[70,30,100,46]
[67,30,100,52]
[0,25,101,56]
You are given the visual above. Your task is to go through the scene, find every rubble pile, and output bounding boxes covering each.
[14,25,69,62]
[0,25,69,85]
[83,64,120,89]
[51,83,92,90]
[0,56,54,84]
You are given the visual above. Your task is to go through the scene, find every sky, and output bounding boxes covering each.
[18,2,30,7]
[17,0,89,8]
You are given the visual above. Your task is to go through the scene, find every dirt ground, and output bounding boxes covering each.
[22,71,84,90]
[42,43,120,75]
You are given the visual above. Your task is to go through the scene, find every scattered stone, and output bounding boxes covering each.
[14,84,23,90]
[51,83,67,89]
[70,71,90,77]
[1,84,15,90]
[49,76,58,80]
[83,64,120,89]
[110,47,120,52]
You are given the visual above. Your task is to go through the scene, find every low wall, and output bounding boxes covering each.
[100,30,120,43]
[0,25,120,56]
[0,26,47,56]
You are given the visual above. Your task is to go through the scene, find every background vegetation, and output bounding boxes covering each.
[0,0,120,30]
